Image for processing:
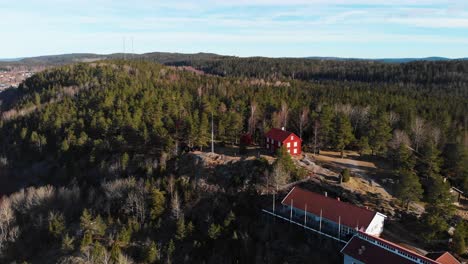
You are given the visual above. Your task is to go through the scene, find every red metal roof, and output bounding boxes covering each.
[341,235,418,264]
[265,128,299,143]
[429,252,461,264]
[341,232,441,264]
[281,187,378,230]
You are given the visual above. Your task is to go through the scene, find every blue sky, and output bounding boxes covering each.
[1,0,468,58]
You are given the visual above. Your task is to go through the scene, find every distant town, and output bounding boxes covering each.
[0,69,35,90]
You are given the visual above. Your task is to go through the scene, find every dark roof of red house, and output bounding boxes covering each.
[427,252,461,264]
[281,187,380,230]
[341,232,441,264]
[265,128,300,142]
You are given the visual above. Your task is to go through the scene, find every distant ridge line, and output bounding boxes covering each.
[1,52,467,65]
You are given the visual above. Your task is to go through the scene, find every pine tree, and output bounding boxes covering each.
[116,225,132,247]
[91,241,106,262]
[275,146,295,172]
[197,112,209,151]
[48,211,65,239]
[150,188,166,221]
[110,243,122,263]
[166,239,175,261]
[80,231,93,252]
[421,175,455,241]
[395,169,423,210]
[208,224,222,240]
[332,114,354,158]
[421,205,450,242]
[93,215,107,236]
[187,221,195,236]
[227,111,243,144]
[121,152,130,171]
[80,209,93,232]
[223,211,236,227]
[318,105,333,149]
[175,218,186,241]
[419,143,442,180]
[358,136,370,155]
[426,175,454,216]
[186,113,198,148]
[342,168,351,183]
[394,144,415,172]
[452,222,467,255]
[368,111,392,155]
[146,241,159,263]
[61,234,75,252]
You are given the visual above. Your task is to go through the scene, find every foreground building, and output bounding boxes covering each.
[281,187,387,237]
[273,187,461,264]
[265,127,302,155]
[341,232,460,264]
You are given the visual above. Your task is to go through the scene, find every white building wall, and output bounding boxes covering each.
[343,254,365,264]
[364,212,386,236]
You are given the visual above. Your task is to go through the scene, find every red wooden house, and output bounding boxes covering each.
[265,127,302,155]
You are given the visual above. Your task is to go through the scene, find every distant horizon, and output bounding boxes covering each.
[2,1,468,58]
[0,51,466,61]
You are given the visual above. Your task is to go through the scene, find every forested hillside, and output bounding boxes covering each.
[0,60,467,263]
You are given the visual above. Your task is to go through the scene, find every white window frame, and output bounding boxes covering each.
[294,142,298,147]
[291,136,294,140]
[294,148,297,154]
[287,142,290,148]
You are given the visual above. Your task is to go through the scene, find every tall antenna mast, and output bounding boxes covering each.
[123,37,126,60]
[131,36,134,59]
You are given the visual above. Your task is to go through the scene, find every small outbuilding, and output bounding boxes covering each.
[240,133,253,146]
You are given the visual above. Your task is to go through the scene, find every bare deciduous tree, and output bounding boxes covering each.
[0,198,15,252]
[279,101,289,128]
[171,191,182,219]
[123,189,146,223]
[389,129,412,150]
[270,163,289,186]
[248,101,257,135]
[388,111,400,127]
[167,174,175,197]
[102,177,137,215]
[411,117,426,152]
[334,103,353,117]
[299,107,310,139]
[427,126,441,146]
[350,106,370,132]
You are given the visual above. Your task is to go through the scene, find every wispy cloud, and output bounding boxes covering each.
[1,0,467,58]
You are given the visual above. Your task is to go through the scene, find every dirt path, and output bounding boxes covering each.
[306,151,395,203]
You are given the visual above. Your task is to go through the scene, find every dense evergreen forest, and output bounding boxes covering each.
[0,59,467,263]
